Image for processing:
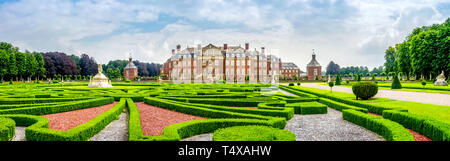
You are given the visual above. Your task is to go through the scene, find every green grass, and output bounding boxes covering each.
[335,81,450,94]
[288,86,450,124]
[213,125,296,141]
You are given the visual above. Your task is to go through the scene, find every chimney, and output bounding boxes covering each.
[176,44,181,51]
[245,43,249,50]
[172,49,175,55]
[197,44,201,50]
[223,43,228,50]
[261,47,265,54]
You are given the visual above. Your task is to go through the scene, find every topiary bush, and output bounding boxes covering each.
[335,75,342,85]
[297,82,301,86]
[391,74,402,89]
[289,82,294,86]
[421,80,426,88]
[352,82,378,100]
[213,125,296,141]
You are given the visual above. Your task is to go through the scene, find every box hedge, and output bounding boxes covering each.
[342,109,414,141]
[0,117,15,141]
[0,98,126,141]
[382,110,450,141]
[128,98,287,141]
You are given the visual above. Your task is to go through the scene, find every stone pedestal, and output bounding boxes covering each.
[434,71,448,86]
[88,64,113,88]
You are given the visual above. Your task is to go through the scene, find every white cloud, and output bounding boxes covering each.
[0,0,448,71]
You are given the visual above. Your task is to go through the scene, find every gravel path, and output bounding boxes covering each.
[181,133,213,141]
[11,126,26,141]
[301,83,450,106]
[285,108,385,141]
[90,112,129,141]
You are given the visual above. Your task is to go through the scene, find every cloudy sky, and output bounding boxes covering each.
[0,0,448,71]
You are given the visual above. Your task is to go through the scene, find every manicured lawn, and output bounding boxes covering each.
[333,81,450,94]
[288,86,450,124]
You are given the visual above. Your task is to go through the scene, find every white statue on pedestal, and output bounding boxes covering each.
[434,71,448,86]
[88,64,113,88]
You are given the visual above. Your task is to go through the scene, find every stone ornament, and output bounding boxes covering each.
[434,71,448,86]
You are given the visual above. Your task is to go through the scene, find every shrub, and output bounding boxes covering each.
[346,80,350,84]
[297,82,301,86]
[52,80,60,83]
[352,82,378,100]
[315,75,319,80]
[0,117,15,141]
[382,110,450,141]
[421,80,426,88]
[125,80,131,83]
[328,81,334,93]
[318,97,368,113]
[288,83,294,86]
[335,75,342,85]
[298,102,327,114]
[213,125,296,141]
[9,80,13,85]
[391,74,402,89]
[342,109,414,141]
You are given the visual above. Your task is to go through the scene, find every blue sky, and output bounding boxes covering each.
[0,0,449,71]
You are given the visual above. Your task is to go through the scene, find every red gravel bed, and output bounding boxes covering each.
[368,112,382,117]
[42,102,118,131]
[135,102,206,136]
[368,112,431,141]
[407,129,432,141]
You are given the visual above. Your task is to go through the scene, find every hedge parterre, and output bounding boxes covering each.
[1,83,447,141]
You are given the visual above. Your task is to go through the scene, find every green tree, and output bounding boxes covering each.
[34,52,46,80]
[25,52,37,82]
[0,50,8,81]
[15,52,27,81]
[8,52,17,81]
[396,42,412,80]
[328,81,334,93]
[384,46,398,74]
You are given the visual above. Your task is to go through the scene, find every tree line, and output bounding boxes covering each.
[325,60,384,77]
[384,18,449,80]
[0,42,45,82]
[0,42,162,81]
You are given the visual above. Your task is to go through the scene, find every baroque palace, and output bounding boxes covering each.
[161,43,302,84]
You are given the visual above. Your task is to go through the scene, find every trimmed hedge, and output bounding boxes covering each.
[156,96,267,108]
[174,101,294,120]
[382,110,450,141]
[318,97,368,113]
[213,125,296,141]
[286,102,327,114]
[0,97,114,115]
[128,98,287,141]
[144,97,285,125]
[0,98,126,141]
[281,85,405,114]
[0,117,15,141]
[342,109,414,141]
[279,86,317,98]
[298,102,327,115]
[127,98,144,141]
[0,97,93,104]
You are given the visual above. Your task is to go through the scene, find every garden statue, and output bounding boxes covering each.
[434,71,448,86]
[88,64,113,88]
